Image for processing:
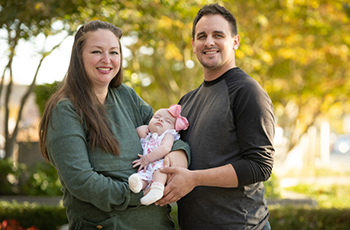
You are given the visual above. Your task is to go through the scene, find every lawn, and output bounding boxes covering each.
[284,183,350,208]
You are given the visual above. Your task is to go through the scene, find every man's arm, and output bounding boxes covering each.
[155,164,238,206]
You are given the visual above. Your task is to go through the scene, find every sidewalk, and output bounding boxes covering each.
[266,191,318,207]
[0,196,62,205]
[1,194,318,208]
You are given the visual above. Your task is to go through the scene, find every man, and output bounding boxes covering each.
[158,3,275,230]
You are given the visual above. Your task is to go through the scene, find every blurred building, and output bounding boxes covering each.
[0,84,42,165]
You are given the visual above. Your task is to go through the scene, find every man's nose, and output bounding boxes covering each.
[204,36,215,47]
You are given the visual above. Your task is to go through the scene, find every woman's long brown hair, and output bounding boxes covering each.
[39,21,123,162]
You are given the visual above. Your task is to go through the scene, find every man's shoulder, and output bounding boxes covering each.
[225,68,262,90]
[225,67,252,82]
[179,85,201,103]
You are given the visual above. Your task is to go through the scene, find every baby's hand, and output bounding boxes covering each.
[132,154,150,172]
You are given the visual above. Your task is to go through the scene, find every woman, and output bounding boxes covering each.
[39,20,189,230]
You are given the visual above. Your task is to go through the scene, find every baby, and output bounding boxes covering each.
[128,104,189,205]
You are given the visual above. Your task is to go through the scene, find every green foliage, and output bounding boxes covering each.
[269,207,350,230]
[34,81,60,116]
[170,205,179,230]
[0,0,82,38]
[21,162,62,196]
[0,159,25,195]
[263,173,281,198]
[0,201,67,230]
[0,159,62,196]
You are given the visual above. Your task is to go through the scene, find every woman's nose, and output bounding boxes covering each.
[101,53,111,63]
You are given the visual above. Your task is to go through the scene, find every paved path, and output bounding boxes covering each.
[0,196,62,205]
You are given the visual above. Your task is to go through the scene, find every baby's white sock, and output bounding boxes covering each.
[128,173,143,193]
[140,182,164,205]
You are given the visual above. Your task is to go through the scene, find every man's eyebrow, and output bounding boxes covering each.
[213,30,225,35]
[196,31,206,37]
[196,30,226,38]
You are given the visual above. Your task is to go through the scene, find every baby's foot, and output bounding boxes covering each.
[140,182,164,205]
[128,173,142,193]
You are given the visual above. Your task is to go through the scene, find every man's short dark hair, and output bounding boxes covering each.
[192,3,238,40]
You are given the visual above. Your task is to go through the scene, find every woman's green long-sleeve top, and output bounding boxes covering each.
[46,84,190,230]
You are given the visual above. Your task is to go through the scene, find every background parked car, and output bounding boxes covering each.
[331,134,350,154]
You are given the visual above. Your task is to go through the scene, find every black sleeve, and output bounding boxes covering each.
[230,78,275,186]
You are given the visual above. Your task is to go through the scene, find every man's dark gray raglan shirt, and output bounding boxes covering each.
[178,67,275,230]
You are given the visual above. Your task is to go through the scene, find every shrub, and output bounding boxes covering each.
[20,162,62,196]
[0,159,62,196]
[1,219,39,230]
[0,159,25,195]
[269,207,350,230]
[264,173,281,198]
[0,201,67,230]
[2,201,350,230]
[34,81,60,116]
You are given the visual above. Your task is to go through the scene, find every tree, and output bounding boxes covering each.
[2,0,350,162]
[0,0,82,158]
[87,0,207,109]
[115,0,350,157]
[225,0,350,153]
[110,0,350,155]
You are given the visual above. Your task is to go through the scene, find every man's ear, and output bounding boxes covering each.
[233,34,240,51]
[192,38,196,53]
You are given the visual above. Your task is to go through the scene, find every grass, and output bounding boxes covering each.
[284,183,350,208]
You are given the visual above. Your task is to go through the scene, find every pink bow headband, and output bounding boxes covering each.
[168,104,189,131]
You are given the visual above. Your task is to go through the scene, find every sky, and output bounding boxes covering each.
[0,27,138,86]
[0,25,197,87]
[0,29,74,85]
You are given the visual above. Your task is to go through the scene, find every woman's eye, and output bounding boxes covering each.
[111,51,119,55]
[92,50,101,54]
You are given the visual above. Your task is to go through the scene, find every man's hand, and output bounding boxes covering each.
[155,166,196,206]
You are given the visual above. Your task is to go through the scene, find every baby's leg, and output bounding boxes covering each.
[128,173,147,193]
[152,169,167,185]
[140,170,166,205]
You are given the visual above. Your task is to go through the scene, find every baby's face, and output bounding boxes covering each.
[149,109,176,135]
